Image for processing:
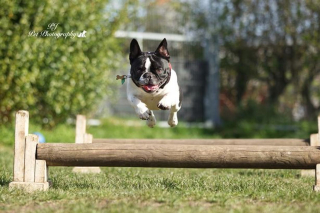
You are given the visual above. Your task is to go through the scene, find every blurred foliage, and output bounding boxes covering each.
[123,0,186,34]
[0,0,132,127]
[120,0,203,60]
[122,0,320,121]
[220,100,317,139]
[186,0,320,120]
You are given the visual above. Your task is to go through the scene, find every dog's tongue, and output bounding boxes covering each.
[142,85,159,92]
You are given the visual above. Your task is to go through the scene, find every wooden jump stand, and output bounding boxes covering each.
[301,133,320,177]
[8,110,320,192]
[72,115,101,173]
[314,116,320,191]
[9,111,49,192]
[9,111,100,192]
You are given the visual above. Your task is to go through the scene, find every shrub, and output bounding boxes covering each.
[0,0,126,127]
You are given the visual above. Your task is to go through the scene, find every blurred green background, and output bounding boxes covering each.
[1,0,320,133]
[0,0,129,127]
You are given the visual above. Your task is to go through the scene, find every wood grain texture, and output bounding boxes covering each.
[37,143,320,169]
[35,160,47,183]
[13,110,29,182]
[24,135,38,182]
[311,134,320,146]
[75,115,86,144]
[92,138,309,146]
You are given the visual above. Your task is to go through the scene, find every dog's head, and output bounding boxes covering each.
[129,38,171,93]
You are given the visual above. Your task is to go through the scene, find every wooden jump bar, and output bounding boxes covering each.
[37,143,320,169]
[93,138,310,146]
[10,110,320,192]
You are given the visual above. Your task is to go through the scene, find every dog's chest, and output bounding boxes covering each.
[135,90,168,110]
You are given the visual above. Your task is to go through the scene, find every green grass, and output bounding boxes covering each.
[1,117,320,212]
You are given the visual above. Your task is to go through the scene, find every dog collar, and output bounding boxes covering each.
[116,74,131,85]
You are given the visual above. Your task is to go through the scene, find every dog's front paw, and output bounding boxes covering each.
[157,96,172,110]
[147,111,156,128]
[137,109,151,120]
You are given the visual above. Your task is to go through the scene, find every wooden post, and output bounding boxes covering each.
[84,133,93,144]
[314,116,320,191]
[75,115,86,144]
[35,160,48,183]
[314,164,320,191]
[12,111,29,182]
[9,132,49,192]
[301,134,318,177]
[73,115,101,173]
[302,116,320,178]
[301,116,320,177]
[24,135,38,182]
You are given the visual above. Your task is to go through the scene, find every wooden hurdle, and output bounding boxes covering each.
[93,138,310,146]
[8,110,320,192]
[9,111,49,192]
[37,143,320,169]
[72,115,101,173]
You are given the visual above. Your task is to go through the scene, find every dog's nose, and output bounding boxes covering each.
[142,73,152,79]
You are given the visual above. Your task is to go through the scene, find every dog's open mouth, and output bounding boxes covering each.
[142,85,159,93]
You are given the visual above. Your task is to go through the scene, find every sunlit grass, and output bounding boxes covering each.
[1,117,320,212]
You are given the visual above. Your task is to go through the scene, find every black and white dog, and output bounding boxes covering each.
[127,38,182,127]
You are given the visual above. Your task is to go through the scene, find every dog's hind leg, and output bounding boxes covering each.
[146,110,156,128]
[168,111,178,127]
[168,103,180,127]
[167,87,182,127]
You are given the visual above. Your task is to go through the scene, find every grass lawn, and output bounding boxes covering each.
[1,117,320,212]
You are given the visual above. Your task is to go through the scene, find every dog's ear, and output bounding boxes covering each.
[155,38,170,59]
[129,39,142,64]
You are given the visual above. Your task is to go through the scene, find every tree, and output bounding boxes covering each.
[188,0,320,119]
[0,0,130,127]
